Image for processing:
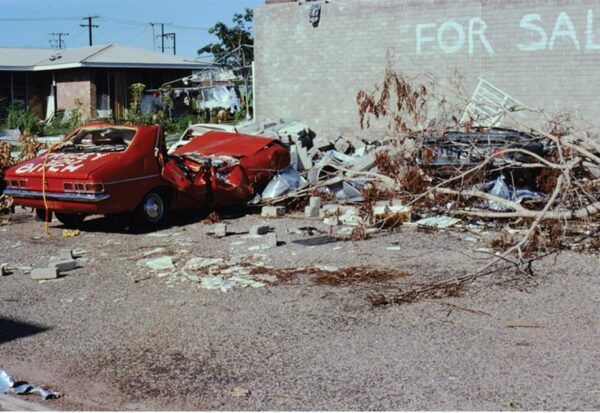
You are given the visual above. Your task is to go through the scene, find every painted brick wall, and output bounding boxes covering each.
[255,0,600,133]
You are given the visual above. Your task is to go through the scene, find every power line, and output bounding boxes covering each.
[0,17,81,21]
[80,15,99,46]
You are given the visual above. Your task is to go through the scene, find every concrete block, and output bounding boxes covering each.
[213,223,228,237]
[307,146,320,160]
[31,267,59,280]
[51,259,77,272]
[250,224,269,236]
[261,206,285,218]
[321,204,359,217]
[304,205,320,217]
[351,152,376,171]
[334,137,351,154]
[296,142,313,170]
[264,233,278,249]
[323,216,339,226]
[313,136,334,151]
[309,196,321,209]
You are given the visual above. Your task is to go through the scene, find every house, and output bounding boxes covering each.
[0,44,213,120]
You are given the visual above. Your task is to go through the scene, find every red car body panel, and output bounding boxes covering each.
[3,123,290,217]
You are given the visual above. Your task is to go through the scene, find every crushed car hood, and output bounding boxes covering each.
[8,150,124,180]
[172,131,278,158]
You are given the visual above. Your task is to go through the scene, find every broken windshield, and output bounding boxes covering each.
[56,127,137,153]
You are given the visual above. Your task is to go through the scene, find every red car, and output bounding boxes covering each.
[2,122,290,228]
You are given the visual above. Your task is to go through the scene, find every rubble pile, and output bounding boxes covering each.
[250,116,600,258]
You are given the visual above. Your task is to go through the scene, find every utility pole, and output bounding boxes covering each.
[150,23,156,51]
[164,32,176,55]
[49,32,69,49]
[161,23,164,53]
[152,22,172,54]
[80,15,99,46]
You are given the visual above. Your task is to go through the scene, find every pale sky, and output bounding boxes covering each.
[0,0,263,59]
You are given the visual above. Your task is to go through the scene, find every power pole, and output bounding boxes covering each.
[49,32,69,49]
[164,32,176,55]
[80,15,99,46]
[150,23,156,51]
[152,22,172,54]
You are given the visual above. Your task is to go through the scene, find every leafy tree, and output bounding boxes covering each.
[198,8,254,65]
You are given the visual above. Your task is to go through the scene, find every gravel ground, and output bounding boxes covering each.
[0,208,598,410]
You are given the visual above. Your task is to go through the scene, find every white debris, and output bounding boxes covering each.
[138,256,175,271]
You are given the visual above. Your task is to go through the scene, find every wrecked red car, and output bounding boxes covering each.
[2,122,290,228]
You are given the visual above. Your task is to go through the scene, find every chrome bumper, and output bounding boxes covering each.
[3,189,110,203]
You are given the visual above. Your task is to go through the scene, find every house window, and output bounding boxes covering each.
[95,69,110,111]
[0,72,28,119]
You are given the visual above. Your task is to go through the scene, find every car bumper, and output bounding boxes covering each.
[3,189,110,203]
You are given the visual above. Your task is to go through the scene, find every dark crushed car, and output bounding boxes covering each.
[416,128,553,175]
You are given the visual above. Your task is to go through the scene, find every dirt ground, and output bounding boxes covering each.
[0,207,598,411]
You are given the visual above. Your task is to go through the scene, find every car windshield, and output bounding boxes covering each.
[56,127,137,153]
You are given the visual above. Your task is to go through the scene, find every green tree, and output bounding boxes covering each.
[197,8,253,65]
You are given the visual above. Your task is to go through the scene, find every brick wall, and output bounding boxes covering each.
[55,69,95,118]
[255,0,600,133]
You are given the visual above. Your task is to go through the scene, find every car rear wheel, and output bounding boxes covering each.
[132,190,169,230]
[35,208,52,222]
[55,212,86,229]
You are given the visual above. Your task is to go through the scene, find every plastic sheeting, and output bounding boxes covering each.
[261,165,309,200]
[200,86,234,110]
[486,175,545,211]
[0,368,60,400]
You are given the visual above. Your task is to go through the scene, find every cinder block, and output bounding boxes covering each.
[304,205,319,217]
[31,267,59,280]
[261,206,285,218]
[264,232,278,248]
[334,137,351,154]
[250,224,269,236]
[309,196,321,209]
[51,259,77,272]
[213,223,228,237]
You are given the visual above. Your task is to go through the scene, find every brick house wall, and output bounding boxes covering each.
[55,69,95,118]
[255,0,600,133]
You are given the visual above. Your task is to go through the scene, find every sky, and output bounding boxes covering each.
[0,0,263,60]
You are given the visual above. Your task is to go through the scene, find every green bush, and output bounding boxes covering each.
[6,101,44,136]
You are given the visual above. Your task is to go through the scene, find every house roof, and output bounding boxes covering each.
[0,44,211,71]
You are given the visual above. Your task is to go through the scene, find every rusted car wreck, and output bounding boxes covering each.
[3,122,290,228]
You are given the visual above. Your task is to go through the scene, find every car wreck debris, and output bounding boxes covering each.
[2,124,291,230]
[0,368,60,400]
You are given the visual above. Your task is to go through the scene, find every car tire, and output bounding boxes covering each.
[55,212,86,229]
[132,190,169,230]
[35,208,53,222]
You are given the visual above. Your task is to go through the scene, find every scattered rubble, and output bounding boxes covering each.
[249,224,269,236]
[211,223,228,238]
[30,267,59,280]
[261,206,285,218]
